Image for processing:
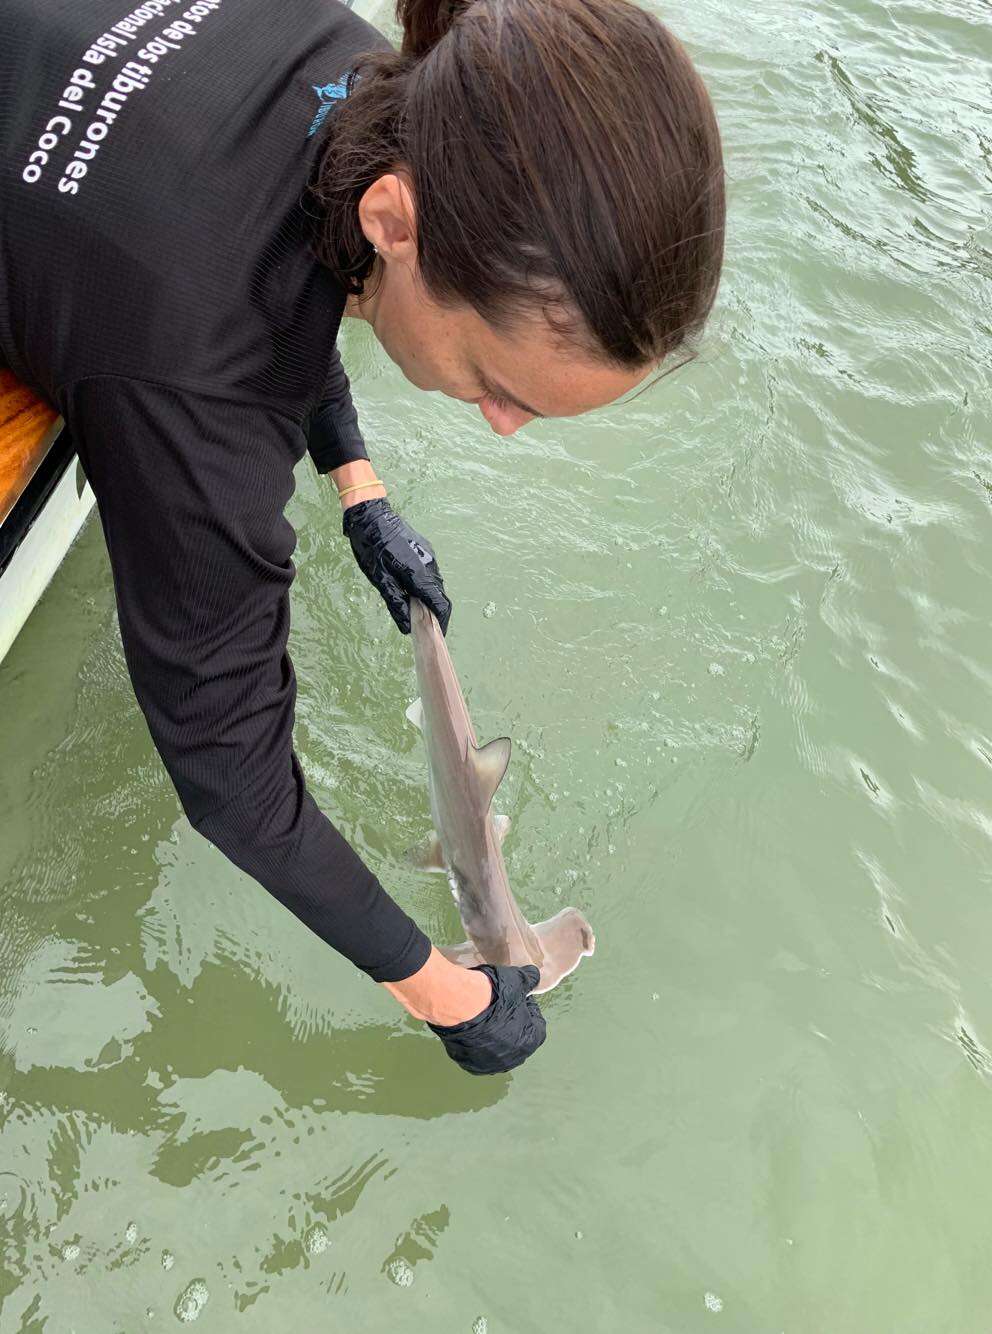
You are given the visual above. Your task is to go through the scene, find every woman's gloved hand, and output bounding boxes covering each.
[428,964,546,1075]
[343,497,452,635]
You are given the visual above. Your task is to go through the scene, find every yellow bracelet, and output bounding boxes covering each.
[337,478,386,499]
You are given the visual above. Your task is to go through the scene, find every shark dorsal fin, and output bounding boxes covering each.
[405,697,424,731]
[470,736,511,811]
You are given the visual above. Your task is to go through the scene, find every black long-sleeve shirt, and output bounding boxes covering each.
[0,0,432,981]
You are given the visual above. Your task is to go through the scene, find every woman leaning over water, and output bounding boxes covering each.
[0,0,724,1074]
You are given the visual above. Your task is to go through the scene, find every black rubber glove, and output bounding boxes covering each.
[343,497,451,635]
[428,964,546,1075]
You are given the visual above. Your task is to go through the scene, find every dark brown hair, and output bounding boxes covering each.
[310,0,725,372]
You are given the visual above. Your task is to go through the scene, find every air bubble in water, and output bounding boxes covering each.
[124,1221,137,1245]
[174,1279,210,1323]
[704,1291,723,1312]
[161,1250,175,1271]
[387,1258,414,1287]
[473,1319,489,1334]
[708,662,725,677]
[304,1223,329,1256]
[483,602,496,618]
[61,1242,80,1262]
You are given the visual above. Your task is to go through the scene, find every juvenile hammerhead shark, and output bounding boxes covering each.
[405,597,595,994]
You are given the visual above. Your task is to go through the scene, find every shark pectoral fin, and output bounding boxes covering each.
[528,907,596,995]
[471,736,511,810]
[405,697,425,731]
[438,940,485,969]
[405,832,446,873]
[493,812,511,843]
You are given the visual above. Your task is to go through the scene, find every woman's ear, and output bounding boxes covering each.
[357,172,418,267]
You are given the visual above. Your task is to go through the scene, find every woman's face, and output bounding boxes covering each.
[347,174,650,436]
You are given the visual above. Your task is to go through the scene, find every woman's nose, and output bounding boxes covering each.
[478,397,536,436]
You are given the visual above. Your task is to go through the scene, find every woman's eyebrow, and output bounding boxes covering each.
[476,369,545,418]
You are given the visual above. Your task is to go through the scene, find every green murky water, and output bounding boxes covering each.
[3,1,992,1329]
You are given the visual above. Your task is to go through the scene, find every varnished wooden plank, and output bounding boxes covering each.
[0,368,61,524]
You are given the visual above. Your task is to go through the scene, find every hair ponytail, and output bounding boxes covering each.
[310,0,725,371]
[395,0,473,58]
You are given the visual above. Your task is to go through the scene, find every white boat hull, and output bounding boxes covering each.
[0,437,95,664]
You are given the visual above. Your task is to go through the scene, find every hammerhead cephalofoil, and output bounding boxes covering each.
[405,597,595,994]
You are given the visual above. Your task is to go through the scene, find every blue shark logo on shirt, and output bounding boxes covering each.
[307,78,349,138]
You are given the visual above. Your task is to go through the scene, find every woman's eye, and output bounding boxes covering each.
[476,389,535,435]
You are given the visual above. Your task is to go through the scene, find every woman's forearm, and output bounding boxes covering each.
[330,458,387,509]
[382,946,493,1026]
